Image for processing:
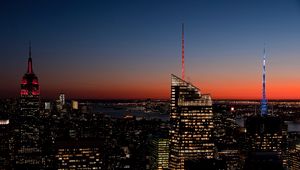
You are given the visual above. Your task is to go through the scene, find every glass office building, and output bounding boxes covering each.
[169,74,215,170]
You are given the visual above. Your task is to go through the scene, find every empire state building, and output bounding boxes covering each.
[20,44,40,115]
[14,44,43,168]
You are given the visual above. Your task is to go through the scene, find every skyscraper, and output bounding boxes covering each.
[20,43,40,115]
[56,93,65,111]
[59,93,65,106]
[244,47,287,169]
[55,139,104,169]
[289,144,300,170]
[245,116,285,153]
[14,44,43,168]
[169,74,215,170]
[0,112,10,169]
[149,135,169,170]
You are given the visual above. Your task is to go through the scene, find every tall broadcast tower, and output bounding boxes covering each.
[261,46,267,116]
[181,23,185,80]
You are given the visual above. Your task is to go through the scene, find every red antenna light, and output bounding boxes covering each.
[181,23,185,80]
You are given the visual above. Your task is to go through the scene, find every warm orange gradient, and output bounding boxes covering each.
[36,73,300,100]
[2,43,300,100]
[1,59,299,100]
[2,74,300,100]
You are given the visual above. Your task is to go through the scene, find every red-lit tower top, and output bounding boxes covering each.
[20,42,40,96]
[181,23,185,80]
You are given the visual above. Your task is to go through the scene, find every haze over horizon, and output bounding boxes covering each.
[1,0,300,99]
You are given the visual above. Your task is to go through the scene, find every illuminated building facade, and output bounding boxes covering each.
[245,116,286,153]
[289,144,300,170]
[169,74,215,170]
[20,44,40,115]
[59,93,65,106]
[14,45,43,168]
[150,136,169,170]
[245,112,287,169]
[218,149,240,170]
[55,140,103,169]
[0,113,10,169]
[72,100,79,110]
[45,102,51,110]
[244,115,287,169]
[57,93,65,110]
[214,112,242,169]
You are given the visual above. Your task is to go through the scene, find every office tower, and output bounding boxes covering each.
[169,74,215,170]
[55,139,104,169]
[245,48,285,154]
[289,144,300,170]
[44,102,51,110]
[0,112,10,169]
[218,150,240,170]
[244,48,287,169]
[56,93,65,110]
[14,44,43,168]
[72,100,79,110]
[149,135,169,170]
[245,116,285,153]
[59,93,65,106]
[214,111,242,169]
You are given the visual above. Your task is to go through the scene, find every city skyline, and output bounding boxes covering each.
[1,1,300,99]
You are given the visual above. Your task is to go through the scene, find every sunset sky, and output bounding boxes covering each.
[1,0,300,99]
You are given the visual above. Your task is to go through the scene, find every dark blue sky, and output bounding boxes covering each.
[1,0,300,99]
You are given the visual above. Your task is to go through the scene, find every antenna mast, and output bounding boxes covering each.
[181,23,185,80]
[29,41,32,58]
[261,45,267,116]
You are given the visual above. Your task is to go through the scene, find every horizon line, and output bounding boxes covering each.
[1,97,300,101]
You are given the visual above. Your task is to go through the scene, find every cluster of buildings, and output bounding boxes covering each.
[168,74,280,169]
[0,47,169,169]
[165,42,300,169]
[0,39,299,170]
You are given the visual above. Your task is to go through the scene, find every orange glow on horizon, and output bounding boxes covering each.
[39,81,300,100]
[2,72,300,100]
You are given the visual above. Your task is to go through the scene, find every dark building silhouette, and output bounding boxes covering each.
[169,74,215,169]
[244,152,284,170]
[184,159,226,170]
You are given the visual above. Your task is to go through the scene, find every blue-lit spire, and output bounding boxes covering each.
[261,45,267,116]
